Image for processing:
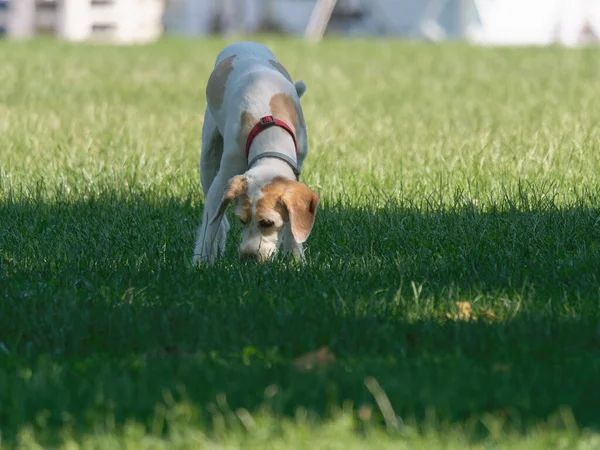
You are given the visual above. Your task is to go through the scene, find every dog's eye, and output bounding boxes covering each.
[258,219,274,228]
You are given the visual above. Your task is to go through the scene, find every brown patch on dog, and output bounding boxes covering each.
[225,175,248,199]
[282,182,319,243]
[236,110,258,153]
[206,55,236,110]
[235,193,251,225]
[256,177,289,222]
[269,59,293,82]
[256,177,319,243]
[270,93,298,131]
[210,175,248,224]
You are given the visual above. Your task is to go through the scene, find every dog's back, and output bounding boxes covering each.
[206,42,301,123]
[214,41,276,68]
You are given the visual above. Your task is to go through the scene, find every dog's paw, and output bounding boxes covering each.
[293,253,307,266]
[282,246,305,264]
[192,252,213,267]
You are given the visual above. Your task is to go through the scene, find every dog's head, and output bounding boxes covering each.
[210,175,319,262]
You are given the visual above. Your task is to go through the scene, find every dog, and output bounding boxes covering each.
[192,41,320,264]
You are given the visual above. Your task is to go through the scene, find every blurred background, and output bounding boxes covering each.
[0,0,598,47]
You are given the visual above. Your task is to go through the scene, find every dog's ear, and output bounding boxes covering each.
[281,182,319,243]
[209,175,248,225]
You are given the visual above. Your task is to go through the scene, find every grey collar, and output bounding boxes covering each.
[247,151,300,180]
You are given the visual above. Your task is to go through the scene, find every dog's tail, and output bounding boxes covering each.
[294,80,307,99]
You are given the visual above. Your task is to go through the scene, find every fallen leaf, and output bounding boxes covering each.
[293,347,336,373]
[456,301,473,321]
[357,404,373,421]
[492,363,511,373]
[480,309,497,322]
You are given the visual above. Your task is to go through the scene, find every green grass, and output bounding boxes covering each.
[1,36,600,448]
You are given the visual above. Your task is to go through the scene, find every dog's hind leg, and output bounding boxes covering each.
[199,109,223,194]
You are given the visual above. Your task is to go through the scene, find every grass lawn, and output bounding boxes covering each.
[1,36,600,448]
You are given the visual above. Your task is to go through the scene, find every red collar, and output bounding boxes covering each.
[244,115,298,160]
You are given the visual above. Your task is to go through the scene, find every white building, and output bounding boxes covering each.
[164,0,599,47]
[164,0,479,39]
[1,0,598,47]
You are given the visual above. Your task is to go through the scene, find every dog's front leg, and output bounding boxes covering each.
[192,170,237,265]
[281,225,305,262]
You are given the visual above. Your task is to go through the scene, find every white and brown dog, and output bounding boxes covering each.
[192,41,320,264]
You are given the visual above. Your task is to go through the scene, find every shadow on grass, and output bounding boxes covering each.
[1,190,600,444]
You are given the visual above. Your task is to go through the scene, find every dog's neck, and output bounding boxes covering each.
[246,126,297,179]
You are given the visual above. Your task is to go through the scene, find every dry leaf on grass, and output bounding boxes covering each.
[492,363,511,373]
[480,309,497,322]
[357,404,373,421]
[455,301,473,321]
[445,304,498,323]
[293,347,336,373]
